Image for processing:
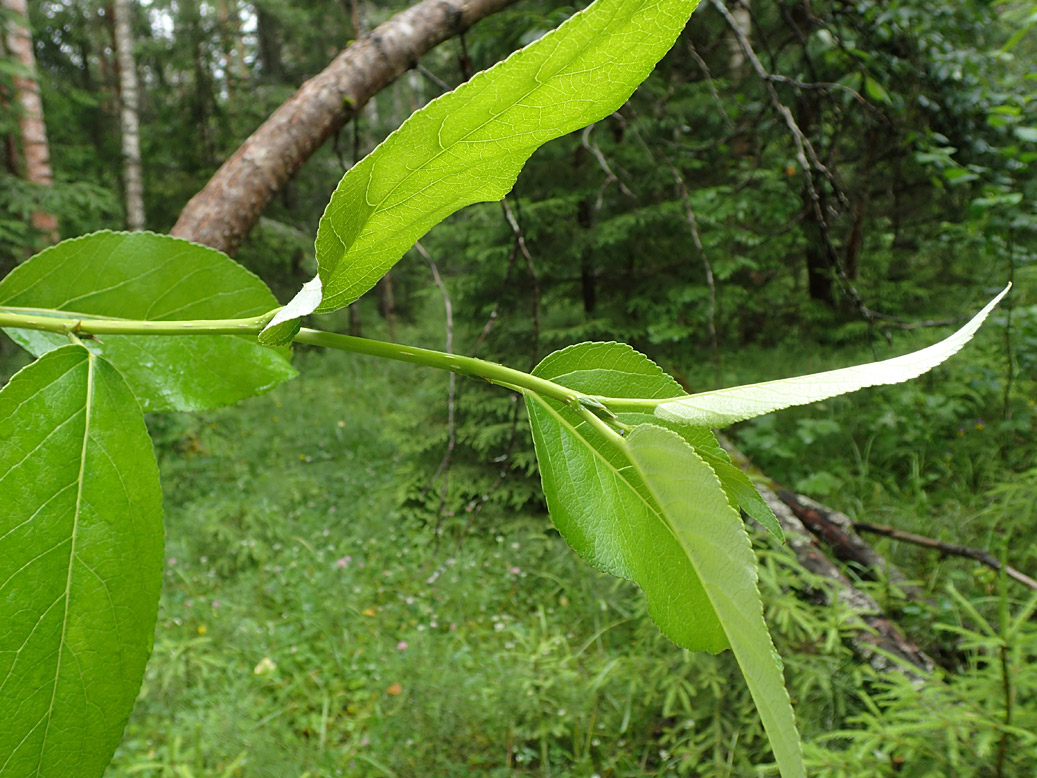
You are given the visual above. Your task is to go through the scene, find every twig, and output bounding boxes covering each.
[684,39,736,131]
[415,241,456,544]
[416,62,450,92]
[855,523,1037,591]
[581,124,637,207]
[501,198,541,368]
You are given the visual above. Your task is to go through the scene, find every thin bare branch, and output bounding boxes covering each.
[855,523,1037,591]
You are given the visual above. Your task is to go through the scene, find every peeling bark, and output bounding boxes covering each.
[172,0,521,255]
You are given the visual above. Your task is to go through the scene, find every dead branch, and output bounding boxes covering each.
[855,523,1037,591]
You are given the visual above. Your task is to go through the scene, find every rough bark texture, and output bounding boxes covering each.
[3,0,59,242]
[113,0,145,231]
[172,0,520,255]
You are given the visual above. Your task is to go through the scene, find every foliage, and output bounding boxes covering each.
[0,0,1031,777]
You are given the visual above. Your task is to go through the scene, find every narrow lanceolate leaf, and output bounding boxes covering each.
[0,346,163,778]
[267,0,701,335]
[624,425,803,778]
[655,284,1011,428]
[0,231,296,411]
[526,358,803,776]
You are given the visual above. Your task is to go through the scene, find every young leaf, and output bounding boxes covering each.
[532,341,782,537]
[0,346,163,778]
[266,0,702,337]
[655,284,1010,427]
[0,231,296,412]
[526,378,803,776]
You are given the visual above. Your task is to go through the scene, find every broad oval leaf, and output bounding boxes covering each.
[271,0,702,331]
[655,284,1011,427]
[534,341,783,538]
[0,231,297,411]
[0,346,163,778]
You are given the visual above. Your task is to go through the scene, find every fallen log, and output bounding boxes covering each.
[757,486,934,679]
[720,436,926,603]
[776,490,927,602]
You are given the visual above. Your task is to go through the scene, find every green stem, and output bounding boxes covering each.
[292,328,579,405]
[0,309,279,335]
[0,306,582,408]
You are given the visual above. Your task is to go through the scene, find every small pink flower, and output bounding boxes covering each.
[509,566,521,575]
[396,641,408,651]
[211,600,221,609]
[336,555,352,568]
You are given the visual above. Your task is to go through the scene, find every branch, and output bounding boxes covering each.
[855,523,1037,591]
[171,0,521,254]
[415,241,457,540]
[501,198,541,368]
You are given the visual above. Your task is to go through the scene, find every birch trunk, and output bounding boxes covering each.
[113,0,145,231]
[2,0,59,243]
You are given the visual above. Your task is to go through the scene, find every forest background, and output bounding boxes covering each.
[1,0,1036,775]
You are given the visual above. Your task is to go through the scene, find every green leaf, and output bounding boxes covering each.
[266,0,702,334]
[0,231,297,412]
[697,451,784,539]
[526,369,803,776]
[624,425,804,778]
[0,346,163,777]
[532,341,780,535]
[1013,126,1037,143]
[654,284,1010,427]
[863,75,892,105]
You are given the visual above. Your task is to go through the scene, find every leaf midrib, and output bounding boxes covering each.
[35,348,93,775]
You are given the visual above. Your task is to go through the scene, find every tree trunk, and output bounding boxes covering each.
[2,0,59,244]
[171,0,521,255]
[256,5,285,83]
[113,0,145,231]
[724,0,751,78]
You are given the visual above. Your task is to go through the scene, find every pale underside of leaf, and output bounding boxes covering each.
[655,284,1011,427]
[0,346,163,778]
[623,424,804,778]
